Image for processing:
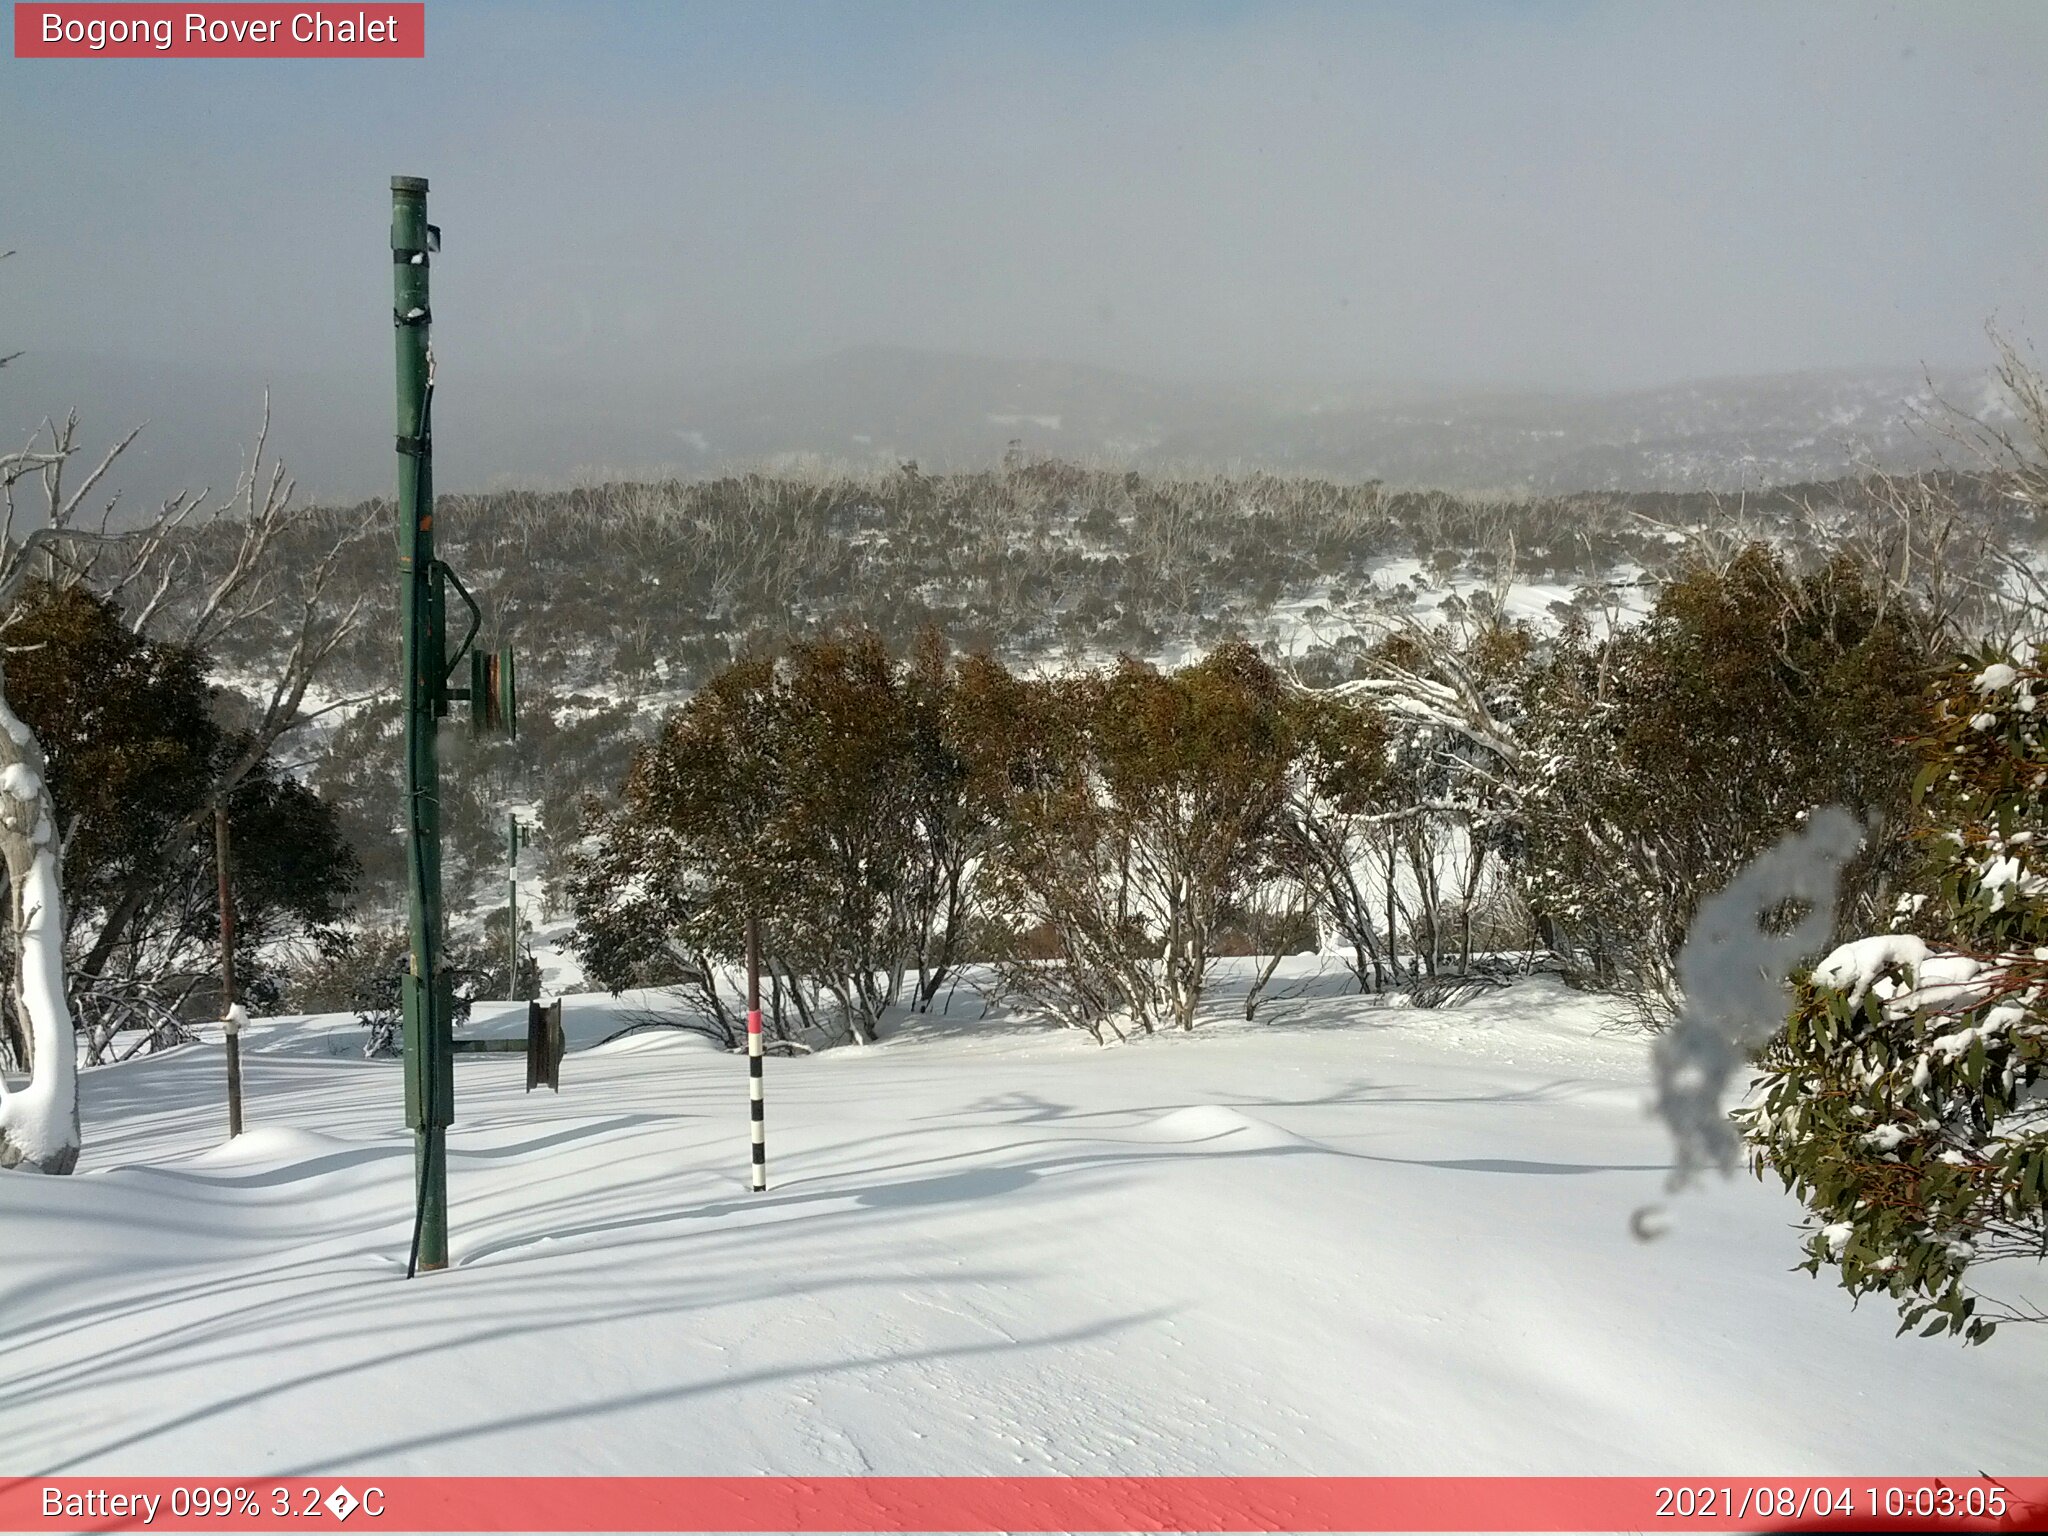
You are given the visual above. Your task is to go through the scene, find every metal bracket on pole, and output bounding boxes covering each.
[526,1000,564,1093]
[401,971,456,1130]
[436,560,482,695]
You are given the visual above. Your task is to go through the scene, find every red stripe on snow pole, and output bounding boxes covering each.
[746,912,766,1191]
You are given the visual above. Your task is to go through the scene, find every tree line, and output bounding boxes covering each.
[570,537,1952,1045]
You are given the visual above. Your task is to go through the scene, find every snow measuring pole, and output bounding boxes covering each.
[392,176,519,1276]
[747,914,767,1192]
[506,812,527,999]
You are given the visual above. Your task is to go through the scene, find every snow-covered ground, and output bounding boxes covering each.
[3,965,2041,1480]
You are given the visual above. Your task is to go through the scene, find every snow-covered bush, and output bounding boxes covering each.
[570,631,986,1045]
[1273,685,1395,990]
[976,643,1295,1038]
[1743,642,2048,1343]
[565,794,745,1037]
[283,925,493,1057]
[1522,546,1935,1024]
[1283,620,1527,992]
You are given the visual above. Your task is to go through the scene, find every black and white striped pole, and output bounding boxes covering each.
[746,913,767,1192]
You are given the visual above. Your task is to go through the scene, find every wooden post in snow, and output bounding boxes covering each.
[747,913,766,1192]
[215,801,244,1138]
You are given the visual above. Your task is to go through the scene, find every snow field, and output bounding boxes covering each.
[1,965,2041,1481]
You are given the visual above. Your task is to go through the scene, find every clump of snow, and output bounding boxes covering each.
[189,1124,357,1165]
[0,699,31,748]
[1142,1104,1312,1152]
[1979,854,2048,911]
[1818,940,2014,1049]
[1811,935,1933,1008]
[0,846,77,1171]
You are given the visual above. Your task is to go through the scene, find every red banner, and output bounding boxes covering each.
[4,1477,2047,1532]
[13,4,424,58]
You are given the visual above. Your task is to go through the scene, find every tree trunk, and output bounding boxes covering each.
[0,1005,27,1077]
[216,801,244,1139]
[1338,856,1385,993]
[0,683,80,1174]
[1459,841,1487,974]
[1244,947,1285,1020]
[1384,853,1402,981]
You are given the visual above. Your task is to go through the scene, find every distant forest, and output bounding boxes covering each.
[172,461,2034,919]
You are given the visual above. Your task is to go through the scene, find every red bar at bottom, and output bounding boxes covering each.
[5,1477,2047,1533]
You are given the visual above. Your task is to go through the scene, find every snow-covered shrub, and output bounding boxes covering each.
[1743,642,2048,1343]
[975,643,1295,1038]
[1522,546,1935,1024]
[570,631,987,1045]
[1282,621,1527,992]
[565,794,744,1038]
[283,925,484,1057]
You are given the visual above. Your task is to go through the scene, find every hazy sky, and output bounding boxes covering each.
[5,0,2047,490]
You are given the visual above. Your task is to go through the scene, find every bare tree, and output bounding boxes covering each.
[0,370,370,1166]
[70,404,375,1015]
[1928,334,2048,642]
[1285,617,1527,986]
[0,408,192,1170]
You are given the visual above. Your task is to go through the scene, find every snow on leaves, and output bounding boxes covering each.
[1744,640,2048,1345]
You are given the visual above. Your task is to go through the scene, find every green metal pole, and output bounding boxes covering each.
[392,174,449,1274]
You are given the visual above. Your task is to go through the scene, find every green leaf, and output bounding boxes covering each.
[1911,759,1943,804]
